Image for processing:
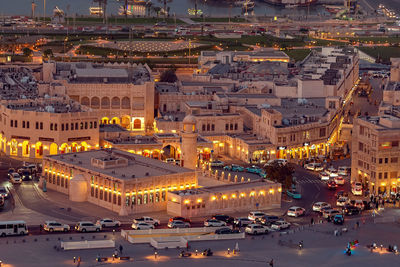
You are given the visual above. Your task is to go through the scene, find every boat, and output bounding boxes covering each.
[263,0,318,7]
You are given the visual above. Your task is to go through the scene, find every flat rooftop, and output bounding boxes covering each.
[46,149,194,180]
[170,180,278,196]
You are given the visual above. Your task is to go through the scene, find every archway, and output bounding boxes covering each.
[101,117,109,124]
[71,143,78,153]
[162,145,177,159]
[50,143,58,155]
[110,117,120,125]
[35,142,43,158]
[133,119,142,129]
[81,142,89,151]
[22,141,30,157]
[121,115,131,129]
[60,143,69,154]
[121,97,130,109]
[91,97,100,109]
[152,149,160,160]
[143,149,151,158]
[101,97,110,109]
[111,97,120,109]
[81,97,90,107]
[10,139,18,156]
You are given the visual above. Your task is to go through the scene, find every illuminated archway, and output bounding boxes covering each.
[71,143,78,153]
[101,117,109,124]
[35,142,43,158]
[133,119,141,129]
[121,115,131,129]
[143,149,151,158]
[50,143,58,155]
[22,141,30,157]
[152,149,160,160]
[162,145,177,159]
[60,143,69,154]
[110,117,120,125]
[10,139,18,156]
[81,142,89,151]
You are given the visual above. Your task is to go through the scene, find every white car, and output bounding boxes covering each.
[131,222,154,230]
[43,221,70,232]
[234,217,252,227]
[75,221,101,232]
[245,224,269,235]
[334,176,345,185]
[287,206,306,217]
[325,167,338,177]
[165,158,175,164]
[204,219,227,227]
[270,221,291,230]
[248,211,266,221]
[167,220,190,228]
[312,202,331,212]
[210,160,224,167]
[336,197,348,207]
[10,173,22,184]
[352,182,363,196]
[304,163,324,172]
[319,172,330,181]
[133,216,160,226]
[96,218,121,228]
[338,166,350,176]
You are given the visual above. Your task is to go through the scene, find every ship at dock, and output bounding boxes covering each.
[263,0,318,7]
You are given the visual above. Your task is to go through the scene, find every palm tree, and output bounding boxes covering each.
[153,6,161,18]
[146,1,153,17]
[157,0,172,19]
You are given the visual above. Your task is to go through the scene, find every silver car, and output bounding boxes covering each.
[167,220,190,228]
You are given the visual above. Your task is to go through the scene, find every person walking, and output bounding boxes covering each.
[119,244,123,255]
[114,248,119,258]
[311,217,314,225]
[269,258,274,267]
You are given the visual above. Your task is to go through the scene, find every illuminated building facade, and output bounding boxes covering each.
[42,148,197,215]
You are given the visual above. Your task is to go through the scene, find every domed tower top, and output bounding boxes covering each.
[182,114,196,133]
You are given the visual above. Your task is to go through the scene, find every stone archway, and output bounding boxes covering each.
[81,97,90,107]
[101,97,110,109]
[49,143,58,155]
[91,97,100,109]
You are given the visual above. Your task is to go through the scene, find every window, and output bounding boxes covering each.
[390,171,397,178]
[230,124,233,130]
[384,172,388,179]
[10,120,13,127]
[391,157,398,163]
[319,128,326,137]
[113,193,116,204]
[202,124,205,131]
[80,122,83,130]
[211,124,215,131]
[225,124,229,131]
[90,122,93,129]
[54,124,57,131]
[358,142,364,152]
[359,126,365,135]
[104,190,107,201]
[22,121,25,128]
[234,123,238,130]
[162,190,166,201]
[61,124,64,131]
[36,122,39,129]
[143,193,148,204]
[392,141,399,147]
[358,160,363,167]
[94,121,97,129]
[14,120,17,127]
[27,121,29,128]
[40,122,43,130]
[149,193,154,203]
[100,190,103,200]
[385,158,388,164]
[71,123,74,130]
[85,122,88,129]
[379,158,383,164]
[91,186,94,196]
[207,124,210,131]
[278,137,282,143]
[75,122,78,130]
[118,195,122,205]
[50,123,53,131]
[131,194,136,205]
[378,173,382,179]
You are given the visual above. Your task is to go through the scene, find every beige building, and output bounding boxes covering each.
[42,148,197,215]
[351,112,400,195]
[167,180,281,217]
[41,61,155,132]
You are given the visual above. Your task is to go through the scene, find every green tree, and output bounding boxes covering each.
[23,47,33,57]
[264,162,295,190]
[43,49,53,58]
[160,68,177,83]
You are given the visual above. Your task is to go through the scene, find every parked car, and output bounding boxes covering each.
[96,218,121,228]
[265,159,288,167]
[260,215,280,225]
[336,197,349,207]
[245,165,263,174]
[7,168,15,178]
[233,217,252,227]
[44,221,70,232]
[286,190,302,199]
[325,167,337,176]
[75,222,101,232]
[0,187,9,199]
[223,164,244,172]
[327,181,338,190]
[322,209,341,219]
[333,214,344,225]
[165,158,175,164]
[338,166,351,176]
[312,202,331,212]
[10,173,22,184]
[287,206,305,217]
[319,172,330,181]
[212,214,234,224]
[304,163,324,172]
[169,217,191,223]
[343,205,361,216]
[21,170,32,181]
[210,160,224,167]
[133,216,160,226]
[167,220,190,228]
[131,222,154,230]
[334,176,345,185]
[245,224,269,235]
[270,221,291,230]
[215,227,239,234]
[349,199,365,210]
[204,219,226,227]
[248,211,266,221]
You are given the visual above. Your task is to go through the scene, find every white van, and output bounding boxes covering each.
[0,221,28,236]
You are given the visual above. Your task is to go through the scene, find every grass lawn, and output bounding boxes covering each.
[358,46,400,64]
[53,56,197,66]
[285,49,312,62]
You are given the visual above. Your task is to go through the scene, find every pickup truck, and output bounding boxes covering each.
[133,216,160,226]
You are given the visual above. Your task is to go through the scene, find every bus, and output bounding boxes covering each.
[0,221,28,237]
